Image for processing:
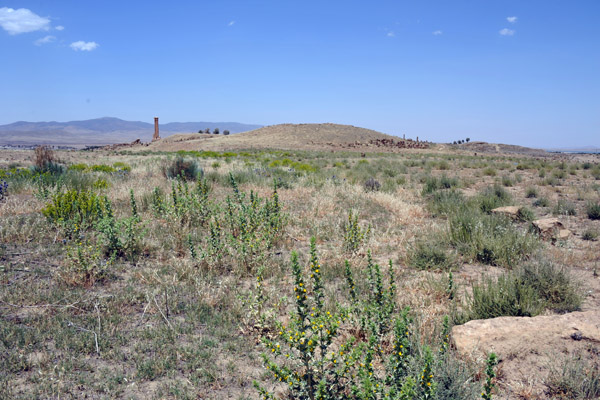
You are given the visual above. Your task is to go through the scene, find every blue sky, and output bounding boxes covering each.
[1,1,599,147]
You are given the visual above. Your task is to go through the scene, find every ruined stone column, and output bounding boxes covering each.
[152,117,160,141]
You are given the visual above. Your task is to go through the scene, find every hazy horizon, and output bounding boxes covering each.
[1,1,598,148]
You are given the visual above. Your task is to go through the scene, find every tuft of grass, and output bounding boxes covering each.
[410,239,455,270]
[533,197,549,207]
[545,354,600,399]
[586,202,600,220]
[582,229,598,241]
[501,175,514,187]
[475,184,511,214]
[458,259,582,322]
[447,210,539,267]
[483,167,497,177]
[517,206,535,222]
[553,199,577,216]
[427,189,465,217]
[525,187,538,198]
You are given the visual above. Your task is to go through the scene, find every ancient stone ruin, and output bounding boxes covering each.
[152,117,160,141]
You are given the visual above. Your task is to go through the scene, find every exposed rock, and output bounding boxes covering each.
[452,311,600,358]
[531,218,569,241]
[491,206,521,218]
[452,311,600,397]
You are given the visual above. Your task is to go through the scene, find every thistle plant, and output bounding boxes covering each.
[481,353,498,400]
[343,210,371,254]
[255,240,349,400]
[96,193,145,261]
[447,271,455,300]
[130,189,138,219]
[255,242,460,400]
[151,187,166,216]
[420,347,436,399]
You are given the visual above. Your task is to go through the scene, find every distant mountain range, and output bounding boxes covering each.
[0,117,262,146]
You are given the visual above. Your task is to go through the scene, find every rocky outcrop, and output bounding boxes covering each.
[491,206,521,218]
[452,311,600,397]
[531,218,570,241]
[452,311,600,358]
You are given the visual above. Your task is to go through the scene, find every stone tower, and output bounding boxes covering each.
[152,117,160,141]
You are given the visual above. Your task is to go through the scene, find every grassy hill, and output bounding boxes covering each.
[147,123,420,152]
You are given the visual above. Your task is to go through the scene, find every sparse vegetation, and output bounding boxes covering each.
[0,144,596,399]
[458,258,582,322]
[545,353,600,399]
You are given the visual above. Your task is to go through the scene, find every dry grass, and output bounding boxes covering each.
[0,146,598,399]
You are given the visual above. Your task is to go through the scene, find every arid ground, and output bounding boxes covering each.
[1,125,599,399]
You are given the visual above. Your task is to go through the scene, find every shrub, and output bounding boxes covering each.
[96,194,145,261]
[553,200,577,216]
[483,167,497,177]
[501,175,514,187]
[410,240,454,270]
[525,187,538,198]
[33,145,61,173]
[90,164,116,173]
[68,163,88,172]
[163,157,201,180]
[421,175,458,196]
[427,189,465,217]
[582,229,598,241]
[447,210,538,267]
[517,260,582,313]
[343,210,370,253]
[545,353,600,399]
[364,177,381,192]
[475,184,511,213]
[0,180,7,201]
[586,202,600,220]
[254,241,484,400]
[437,160,450,170]
[59,242,112,287]
[41,190,106,236]
[112,161,131,172]
[533,197,549,207]
[458,259,581,322]
[516,206,535,222]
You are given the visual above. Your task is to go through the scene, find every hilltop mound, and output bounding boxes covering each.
[147,123,427,152]
[461,141,548,156]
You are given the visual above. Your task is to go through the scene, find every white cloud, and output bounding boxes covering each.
[55,25,64,31]
[228,20,235,26]
[34,35,55,46]
[499,28,515,36]
[70,41,98,51]
[507,16,517,23]
[0,7,50,35]
[432,30,443,36]
[387,31,395,37]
